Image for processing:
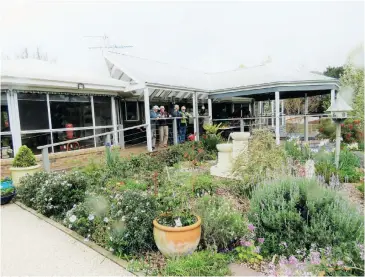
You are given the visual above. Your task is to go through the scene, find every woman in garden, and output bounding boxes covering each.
[158,106,170,148]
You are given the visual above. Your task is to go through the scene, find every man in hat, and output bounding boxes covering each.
[158,106,170,147]
[150,105,160,150]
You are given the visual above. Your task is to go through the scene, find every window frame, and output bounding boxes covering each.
[124,101,140,122]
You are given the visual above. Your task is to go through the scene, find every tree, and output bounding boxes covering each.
[323,66,345,79]
[11,47,54,62]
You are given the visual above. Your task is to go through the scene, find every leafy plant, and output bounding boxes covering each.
[235,244,263,264]
[194,195,247,250]
[1,187,15,197]
[284,139,312,164]
[338,149,361,182]
[12,145,37,167]
[248,178,364,260]
[232,129,286,181]
[163,250,231,276]
[318,118,364,144]
[17,171,88,218]
[108,190,158,255]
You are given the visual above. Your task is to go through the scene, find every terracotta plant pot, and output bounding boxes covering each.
[10,164,41,186]
[153,215,201,257]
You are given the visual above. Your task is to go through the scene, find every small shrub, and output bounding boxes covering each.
[12,145,37,167]
[108,190,158,255]
[338,149,361,183]
[357,182,364,194]
[194,195,247,250]
[163,250,230,276]
[284,139,312,164]
[318,118,364,144]
[18,171,88,218]
[233,129,286,181]
[189,174,217,197]
[248,178,364,260]
[317,119,336,141]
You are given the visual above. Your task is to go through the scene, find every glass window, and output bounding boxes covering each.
[125,102,139,121]
[21,132,51,155]
[95,128,113,147]
[1,92,10,132]
[52,129,94,152]
[94,96,112,126]
[1,135,13,159]
[50,95,92,128]
[18,93,49,130]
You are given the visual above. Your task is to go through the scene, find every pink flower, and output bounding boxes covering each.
[288,255,298,265]
[337,261,344,266]
[241,240,252,247]
[258,237,265,244]
[310,251,321,265]
[248,224,256,232]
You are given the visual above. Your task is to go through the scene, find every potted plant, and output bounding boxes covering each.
[10,145,41,186]
[153,170,201,257]
[1,177,16,205]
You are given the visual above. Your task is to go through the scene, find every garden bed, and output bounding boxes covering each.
[14,130,365,276]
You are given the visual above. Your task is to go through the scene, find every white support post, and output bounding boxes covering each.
[208,98,213,124]
[7,90,22,154]
[270,100,275,127]
[42,148,51,172]
[144,88,153,152]
[117,100,125,149]
[192,91,199,141]
[330,89,335,107]
[275,91,280,145]
[281,100,285,126]
[304,93,309,142]
[111,97,119,146]
[258,101,262,129]
[90,96,96,148]
[335,122,341,169]
[173,118,178,145]
[46,94,54,153]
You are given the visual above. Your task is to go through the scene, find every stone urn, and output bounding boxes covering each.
[210,143,233,177]
[230,132,250,160]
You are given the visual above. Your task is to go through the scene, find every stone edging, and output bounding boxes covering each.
[15,201,144,276]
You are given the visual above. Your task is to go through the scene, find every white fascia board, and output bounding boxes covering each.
[1,76,125,93]
[125,83,146,92]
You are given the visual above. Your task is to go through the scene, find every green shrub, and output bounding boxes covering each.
[163,250,230,276]
[18,171,88,218]
[317,118,336,141]
[248,178,364,260]
[108,190,158,255]
[63,200,110,247]
[233,129,286,181]
[357,182,364,194]
[338,149,361,183]
[318,118,364,143]
[12,145,37,167]
[189,174,217,196]
[194,195,247,250]
[284,140,312,164]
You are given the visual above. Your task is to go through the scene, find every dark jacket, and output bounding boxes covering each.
[172,110,181,126]
[158,111,169,126]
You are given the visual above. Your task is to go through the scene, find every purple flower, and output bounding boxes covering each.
[310,251,321,265]
[248,224,256,232]
[240,240,252,247]
[288,255,298,265]
[258,237,265,244]
[336,261,344,266]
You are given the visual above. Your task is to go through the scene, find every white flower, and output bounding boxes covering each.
[109,236,113,241]
[121,216,126,222]
[69,215,77,223]
[134,217,138,221]
[107,226,110,230]
[68,224,72,228]
[109,247,114,252]
[88,214,95,221]
[103,217,109,223]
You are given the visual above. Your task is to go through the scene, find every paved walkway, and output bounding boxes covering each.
[1,204,133,276]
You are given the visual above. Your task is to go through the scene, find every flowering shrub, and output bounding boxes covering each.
[18,171,88,218]
[248,178,364,260]
[318,118,364,144]
[194,195,247,250]
[235,224,264,264]
[108,190,158,255]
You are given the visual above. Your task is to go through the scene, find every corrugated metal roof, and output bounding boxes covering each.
[104,52,338,92]
[1,59,128,89]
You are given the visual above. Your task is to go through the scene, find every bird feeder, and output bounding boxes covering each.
[326,94,353,168]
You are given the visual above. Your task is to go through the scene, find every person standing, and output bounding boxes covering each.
[158,106,170,147]
[179,106,191,143]
[172,104,181,143]
[150,105,160,150]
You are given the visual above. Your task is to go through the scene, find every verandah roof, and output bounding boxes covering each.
[104,52,340,101]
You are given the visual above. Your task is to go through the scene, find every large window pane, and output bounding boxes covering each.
[53,129,94,152]
[95,128,112,147]
[1,135,13,159]
[50,95,92,128]
[18,93,49,130]
[94,96,112,126]
[1,92,10,132]
[125,102,139,121]
[21,133,51,155]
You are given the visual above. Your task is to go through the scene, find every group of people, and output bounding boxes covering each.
[150,104,191,150]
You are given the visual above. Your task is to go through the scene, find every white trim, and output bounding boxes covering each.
[275,91,280,145]
[8,90,22,154]
[46,94,54,153]
[144,88,152,152]
[91,96,97,147]
[111,96,118,145]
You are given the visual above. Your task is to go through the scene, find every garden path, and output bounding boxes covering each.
[1,204,133,276]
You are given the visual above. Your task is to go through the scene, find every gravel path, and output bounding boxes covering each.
[1,204,133,276]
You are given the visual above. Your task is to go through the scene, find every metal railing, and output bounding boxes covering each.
[37,123,147,172]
